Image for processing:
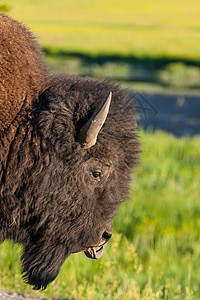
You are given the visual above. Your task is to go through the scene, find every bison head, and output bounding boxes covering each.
[2,77,140,289]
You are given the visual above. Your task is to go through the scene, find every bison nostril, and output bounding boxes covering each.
[102,231,112,242]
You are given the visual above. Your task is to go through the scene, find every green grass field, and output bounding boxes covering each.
[0,131,200,299]
[6,0,200,60]
[5,0,200,90]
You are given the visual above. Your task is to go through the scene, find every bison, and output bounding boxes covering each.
[0,13,140,290]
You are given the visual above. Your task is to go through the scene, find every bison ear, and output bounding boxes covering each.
[78,92,112,149]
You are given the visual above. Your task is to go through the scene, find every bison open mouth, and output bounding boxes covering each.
[84,246,104,259]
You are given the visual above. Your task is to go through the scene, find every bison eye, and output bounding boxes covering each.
[92,171,101,178]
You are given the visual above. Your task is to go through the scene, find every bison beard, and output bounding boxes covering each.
[22,244,67,290]
[0,13,141,290]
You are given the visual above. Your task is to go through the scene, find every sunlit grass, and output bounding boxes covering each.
[0,131,200,298]
[4,0,200,90]
[6,0,200,60]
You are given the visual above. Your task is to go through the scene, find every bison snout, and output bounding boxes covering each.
[84,230,112,260]
[100,231,112,246]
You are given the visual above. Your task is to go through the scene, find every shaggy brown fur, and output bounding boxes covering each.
[0,13,141,290]
[0,13,51,130]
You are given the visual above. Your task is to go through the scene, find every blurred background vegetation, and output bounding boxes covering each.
[0,1,200,299]
[0,0,10,13]
[3,0,200,91]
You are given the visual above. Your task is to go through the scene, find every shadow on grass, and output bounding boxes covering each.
[43,48,200,88]
[43,48,200,67]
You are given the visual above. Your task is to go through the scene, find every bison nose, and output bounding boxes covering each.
[100,231,112,246]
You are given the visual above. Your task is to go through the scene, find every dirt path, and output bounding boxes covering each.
[0,292,40,300]
[0,292,68,300]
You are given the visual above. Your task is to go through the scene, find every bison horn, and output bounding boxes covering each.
[78,92,112,149]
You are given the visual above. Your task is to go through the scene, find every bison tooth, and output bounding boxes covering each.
[84,247,95,259]
[84,246,104,260]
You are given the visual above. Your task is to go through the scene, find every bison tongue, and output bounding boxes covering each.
[84,246,104,259]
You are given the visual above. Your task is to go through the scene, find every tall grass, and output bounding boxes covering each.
[0,131,200,299]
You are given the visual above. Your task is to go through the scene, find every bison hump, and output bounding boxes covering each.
[0,13,50,131]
